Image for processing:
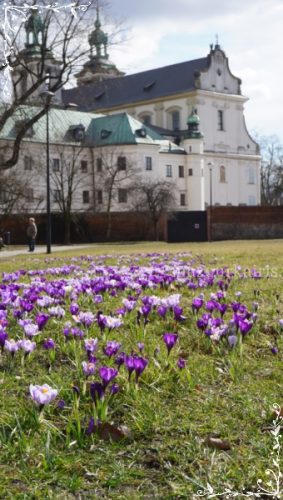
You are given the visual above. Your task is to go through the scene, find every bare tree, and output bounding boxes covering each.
[257,134,283,205]
[95,148,139,240]
[0,0,99,170]
[130,180,176,240]
[48,145,91,244]
[0,158,43,233]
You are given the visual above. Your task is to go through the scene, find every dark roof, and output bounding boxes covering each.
[62,57,209,111]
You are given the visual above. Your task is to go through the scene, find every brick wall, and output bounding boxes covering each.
[210,207,283,240]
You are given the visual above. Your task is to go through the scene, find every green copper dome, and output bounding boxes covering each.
[187,109,200,126]
[25,8,44,46]
[184,109,203,139]
[89,7,108,56]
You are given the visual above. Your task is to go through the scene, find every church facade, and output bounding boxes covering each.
[0,8,261,220]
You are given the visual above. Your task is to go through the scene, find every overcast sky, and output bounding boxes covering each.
[105,0,283,142]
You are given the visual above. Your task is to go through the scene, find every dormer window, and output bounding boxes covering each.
[143,81,155,91]
[135,128,147,138]
[100,129,112,139]
[69,124,85,142]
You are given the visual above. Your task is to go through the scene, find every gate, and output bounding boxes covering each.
[167,211,207,242]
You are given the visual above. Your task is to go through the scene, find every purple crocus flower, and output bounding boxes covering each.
[157,305,167,318]
[137,342,145,352]
[192,297,203,314]
[271,346,278,355]
[78,311,95,327]
[97,312,107,331]
[86,416,96,435]
[163,333,178,355]
[84,338,98,354]
[115,351,126,369]
[103,341,121,358]
[43,338,55,350]
[4,339,20,354]
[82,361,96,376]
[19,339,36,353]
[23,323,39,338]
[29,384,58,406]
[173,306,185,322]
[110,383,120,395]
[0,330,8,349]
[70,303,79,315]
[90,381,105,402]
[177,357,186,369]
[228,335,238,347]
[99,366,118,387]
[124,355,136,379]
[140,304,151,318]
[35,313,49,331]
[238,319,253,336]
[57,399,65,410]
[133,356,148,381]
[279,319,283,330]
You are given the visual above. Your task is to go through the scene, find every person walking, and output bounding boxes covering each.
[27,217,37,252]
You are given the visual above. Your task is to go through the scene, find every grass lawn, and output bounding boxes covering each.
[0,240,282,499]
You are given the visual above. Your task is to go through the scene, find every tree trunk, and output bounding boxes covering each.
[64,214,71,245]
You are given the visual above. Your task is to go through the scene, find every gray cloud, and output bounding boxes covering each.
[108,0,267,23]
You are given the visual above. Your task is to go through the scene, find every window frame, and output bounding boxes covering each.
[81,160,88,173]
[52,158,60,172]
[82,190,90,204]
[118,188,128,203]
[166,164,172,178]
[117,156,127,171]
[145,156,152,171]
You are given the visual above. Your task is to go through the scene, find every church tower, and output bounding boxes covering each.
[182,110,205,211]
[12,7,61,103]
[75,6,124,86]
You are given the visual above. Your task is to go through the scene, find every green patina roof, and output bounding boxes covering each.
[0,106,102,145]
[187,110,200,125]
[87,112,162,146]
[0,107,183,152]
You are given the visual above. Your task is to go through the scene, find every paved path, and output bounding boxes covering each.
[0,244,96,259]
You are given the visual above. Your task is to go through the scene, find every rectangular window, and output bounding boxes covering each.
[0,190,8,203]
[180,193,186,206]
[26,188,34,202]
[218,110,224,131]
[188,168,193,176]
[53,158,60,172]
[248,195,256,206]
[166,165,172,177]
[178,165,184,178]
[81,160,88,173]
[171,111,180,131]
[53,189,61,202]
[248,167,255,184]
[118,188,127,203]
[96,158,102,172]
[83,190,90,204]
[117,156,126,171]
[24,156,32,171]
[145,156,152,171]
[97,190,103,204]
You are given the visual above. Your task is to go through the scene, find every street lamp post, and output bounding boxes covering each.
[40,91,54,254]
[208,162,214,242]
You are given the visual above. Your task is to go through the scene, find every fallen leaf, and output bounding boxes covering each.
[96,422,131,442]
[205,436,232,450]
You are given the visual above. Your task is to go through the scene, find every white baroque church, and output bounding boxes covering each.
[0,7,261,217]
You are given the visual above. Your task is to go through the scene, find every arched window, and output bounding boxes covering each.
[139,114,152,125]
[219,165,226,183]
[166,107,181,131]
[171,110,180,131]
